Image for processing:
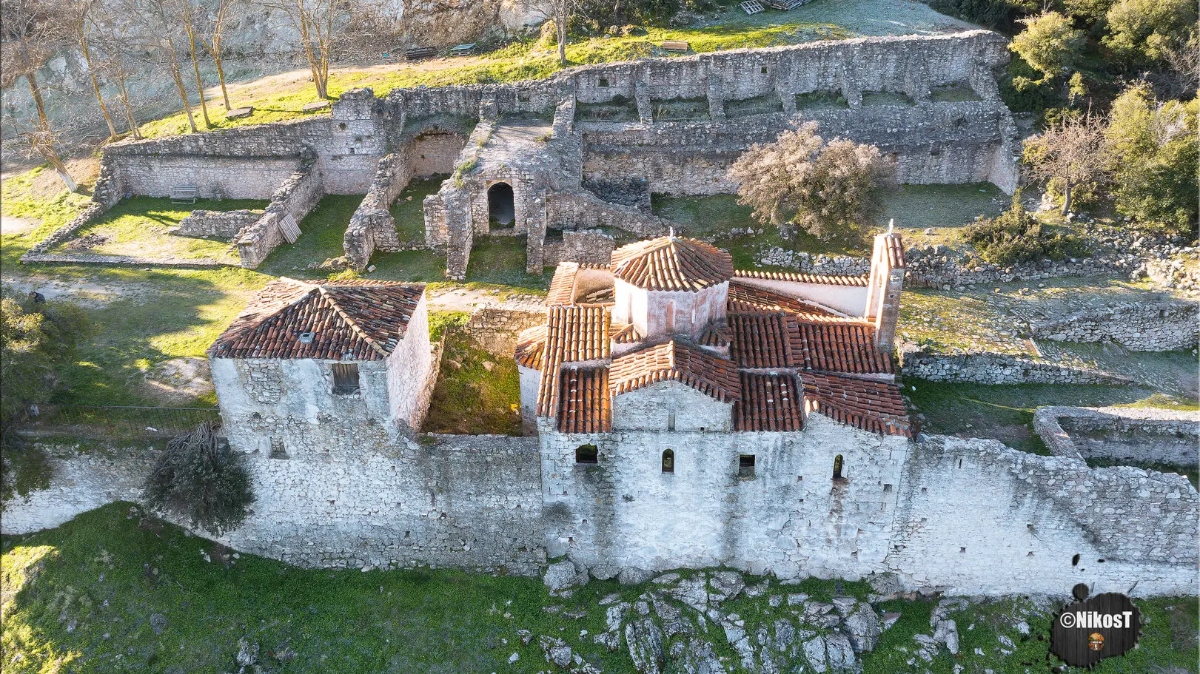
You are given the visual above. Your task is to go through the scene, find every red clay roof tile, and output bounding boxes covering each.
[557,366,612,433]
[610,236,734,292]
[735,372,804,432]
[802,372,913,437]
[209,278,424,361]
[609,339,740,402]
[734,269,869,287]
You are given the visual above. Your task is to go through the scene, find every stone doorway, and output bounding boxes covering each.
[488,182,515,227]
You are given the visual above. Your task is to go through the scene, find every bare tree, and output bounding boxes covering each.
[538,0,577,65]
[180,0,212,127]
[142,0,198,133]
[205,0,237,110]
[264,0,342,100]
[1022,114,1108,215]
[90,0,142,139]
[69,0,118,139]
[1,0,78,190]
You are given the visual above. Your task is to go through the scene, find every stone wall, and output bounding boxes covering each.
[1029,301,1198,352]
[547,190,671,236]
[236,161,324,268]
[345,152,413,270]
[178,209,264,238]
[898,346,1132,385]
[1033,406,1199,465]
[886,436,1197,596]
[559,229,616,266]
[464,306,546,357]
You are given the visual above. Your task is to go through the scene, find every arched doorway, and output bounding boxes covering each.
[487,182,515,227]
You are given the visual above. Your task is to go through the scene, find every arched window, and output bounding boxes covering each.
[662,449,675,473]
[832,454,844,480]
[575,444,598,464]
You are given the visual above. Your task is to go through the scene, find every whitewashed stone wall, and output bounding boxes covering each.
[385,296,439,432]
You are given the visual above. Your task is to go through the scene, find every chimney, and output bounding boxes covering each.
[864,222,905,351]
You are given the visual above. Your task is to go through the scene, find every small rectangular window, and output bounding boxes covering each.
[575,444,598,464]
[598,77,609,87]
[739,454,755,477]
[332,363,360,395]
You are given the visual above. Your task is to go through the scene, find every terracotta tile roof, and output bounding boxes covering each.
[786,317,894,375]
[884,232,906,269]
[610,236,734,292]
[209,278,424,361]
[514,325,547,370]
[547,262,580,306]
[726,282,841,320]
[698,321,731,348]
[610,339,740,402]
[557,366,612,433]
[611,321,642,344]
[536,305,612,417]
[802,372,913,437]
[735,372,804,432]
[728,313,792,369]
[734,269,869,287]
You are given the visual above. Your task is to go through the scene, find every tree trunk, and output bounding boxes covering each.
[168,56,198,133]
[186,30,211,127]
[25,73,78,192]
[81,36,119,139]
[557,18,567,65]
[214,53,232,110]
[115,76,142,140]
[1061,179,1072,216]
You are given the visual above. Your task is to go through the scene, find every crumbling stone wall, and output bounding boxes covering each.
[463,306,545,357]
[344,152,413,270]
[236,161,324,268]
[178,209,263,238]
[898,346,1132,385]
[1029,301,1198,351]
[559,229,616,266]
[1033,406,1199,465]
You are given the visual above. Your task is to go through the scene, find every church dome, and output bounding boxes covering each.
[609,235,734,292]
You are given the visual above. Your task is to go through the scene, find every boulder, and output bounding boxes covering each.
[543,559,587,593]
[802,635,827,673]
[619,567,655,586]
[625,617,664,674]
[844,605,882,653]
[708,570,745,602]
[825,633,858,671]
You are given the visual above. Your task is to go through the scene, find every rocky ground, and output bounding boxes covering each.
[525,562,1053,674]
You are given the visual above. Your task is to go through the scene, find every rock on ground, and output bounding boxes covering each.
[543,559,587,593]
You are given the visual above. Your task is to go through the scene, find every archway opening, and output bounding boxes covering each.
[488,182,515,227]
[662,449,675,473]
[833,454,844,480]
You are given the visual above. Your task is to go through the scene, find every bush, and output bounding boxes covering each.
[965,190,1084,265]
[0,286,90,431]
[142,422,253,535]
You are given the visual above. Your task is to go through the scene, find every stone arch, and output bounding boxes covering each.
[488,182,515,227]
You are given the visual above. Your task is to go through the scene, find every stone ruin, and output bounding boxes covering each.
[30,30,1021,278]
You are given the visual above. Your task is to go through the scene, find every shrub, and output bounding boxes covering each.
[142,422,253,535]
[965,190,1084,265]
[0,286,90,431]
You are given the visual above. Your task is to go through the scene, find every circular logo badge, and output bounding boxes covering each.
[1088,632,1105,652]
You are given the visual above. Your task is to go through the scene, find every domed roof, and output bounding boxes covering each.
[609,235,734,292]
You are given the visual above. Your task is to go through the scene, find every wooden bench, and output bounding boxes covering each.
[170,186,198,204]
[661,40,690,53]
[405,46,437,61]
[740,0,764,14]
[450,43,476,57]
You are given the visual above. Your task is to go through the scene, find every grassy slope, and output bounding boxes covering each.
[2,503,1195,674]
[133,0,971,140]
[422,317,524,435]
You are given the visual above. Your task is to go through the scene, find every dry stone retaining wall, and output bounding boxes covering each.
[178,209,263,238]
[1033,406,1199,465]
[898,346,1132,385]
[1029,302,1198,352]
[235,162,324,268]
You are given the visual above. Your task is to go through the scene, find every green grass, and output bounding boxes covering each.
[389,177,445,243]
[903,380,1163,454]
[0,166,92,268]
[422,317,524,435]
[50,267,267,407]
[3,503,1195,674]
[879,183,1006,230]
[48,197,266,262]
[128,0,975,142]
[257,195,362,278]
[465,236,552,289]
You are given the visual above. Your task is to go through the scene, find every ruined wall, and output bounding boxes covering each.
[178,209,263,238]
[898,347,1131,385]
[887,436,1198,596]
[344,151,413,270]
[1029,301,1199,352]
[236,162,324,268]
[1033,406,1199,466]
